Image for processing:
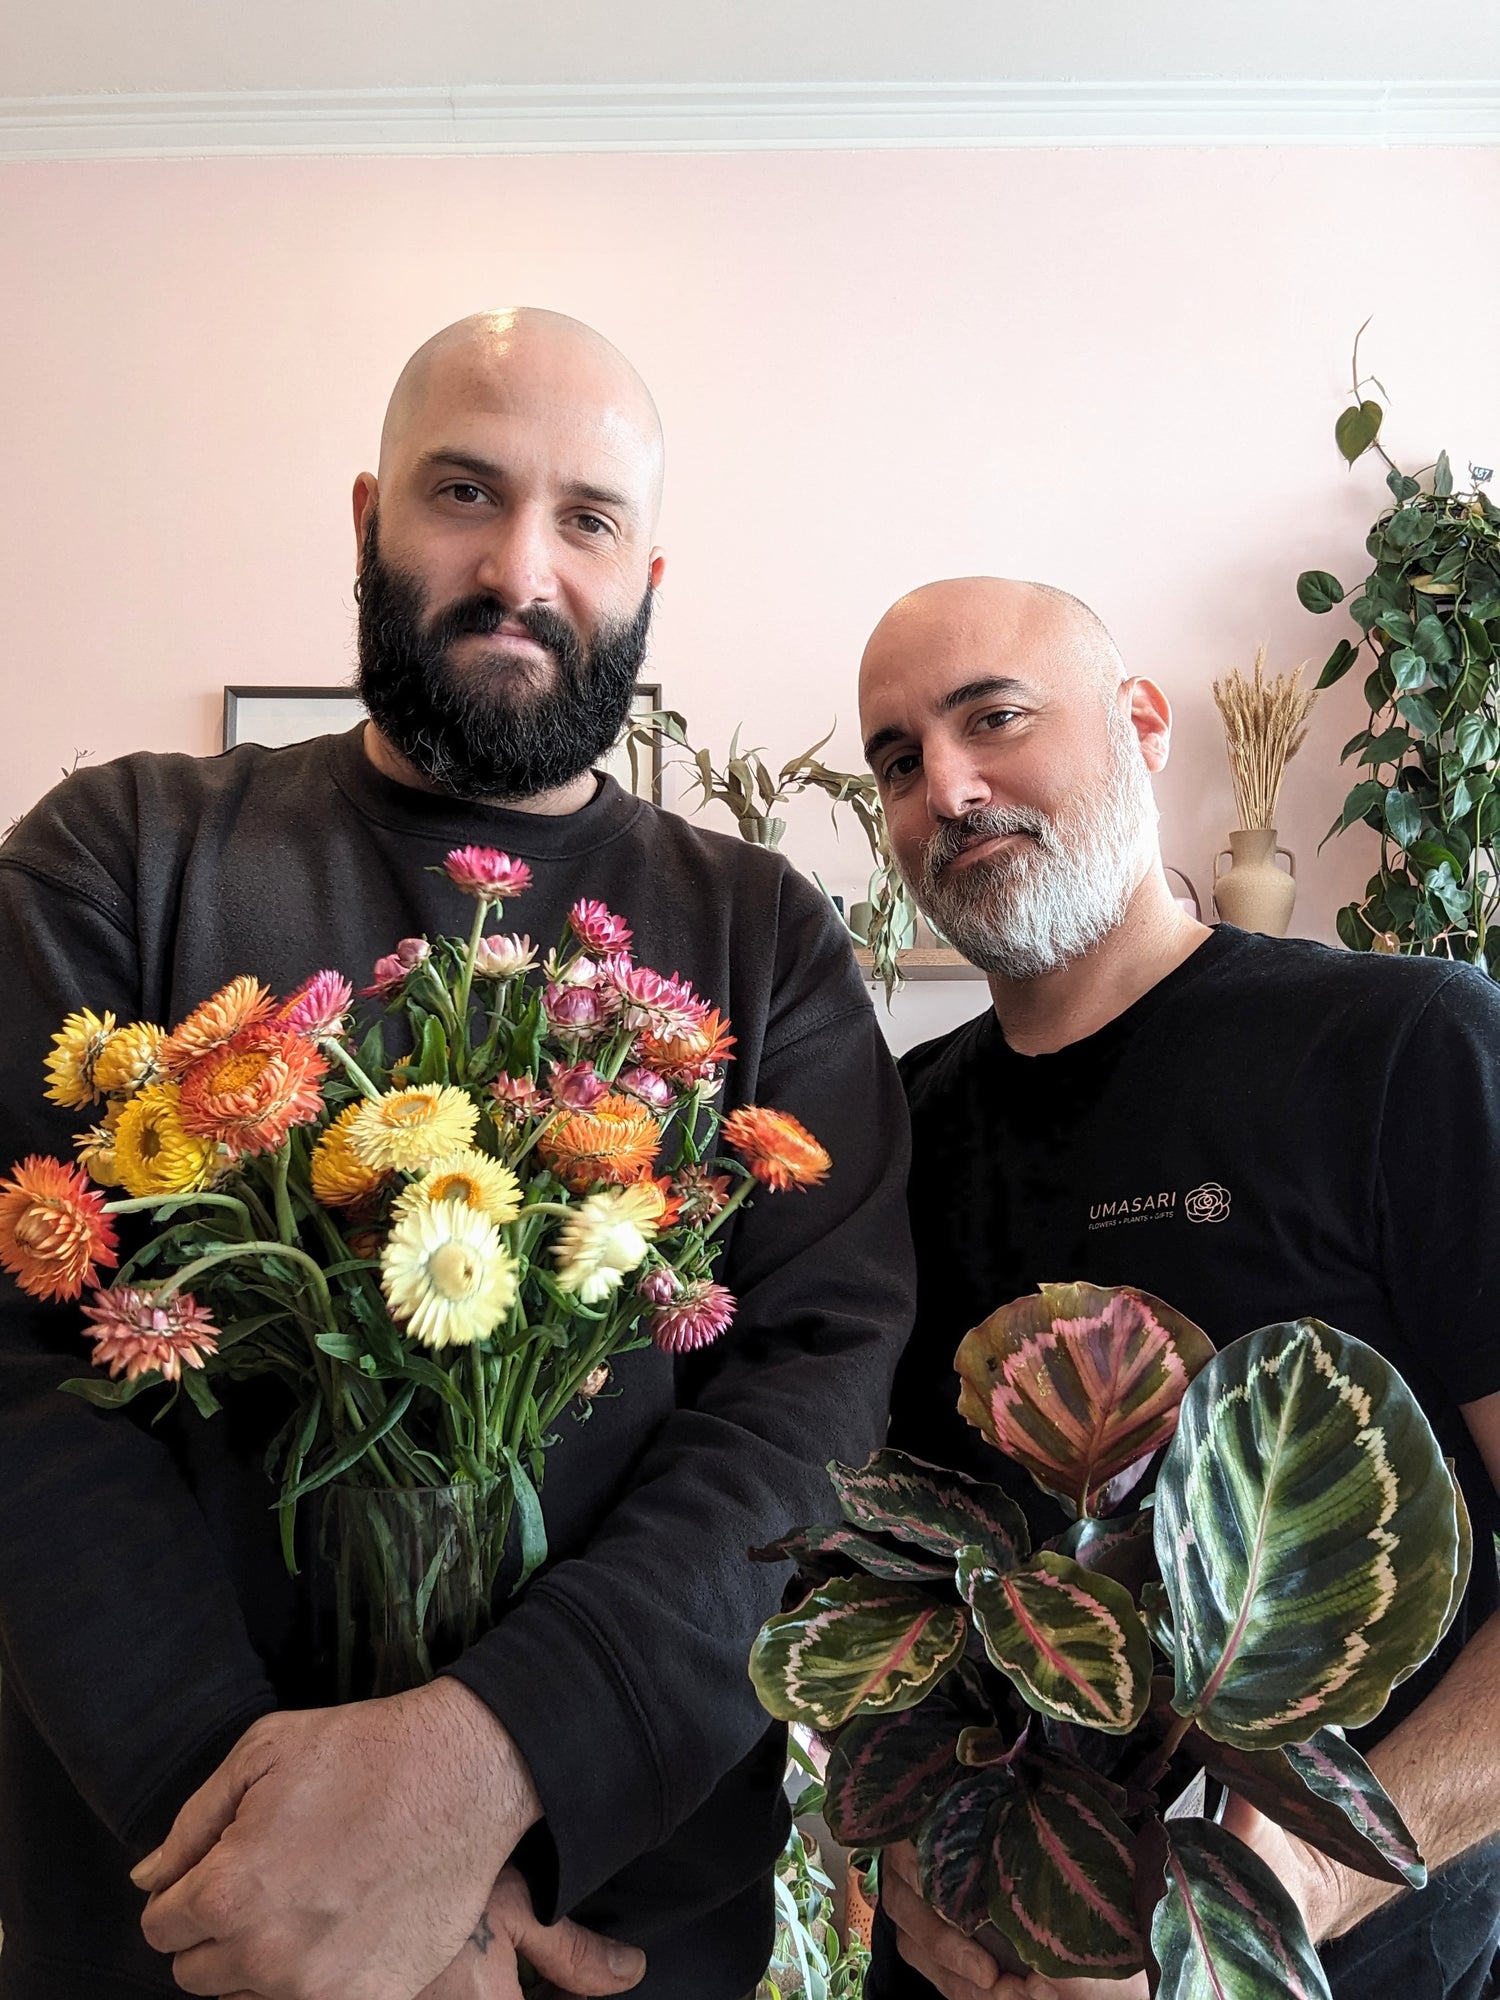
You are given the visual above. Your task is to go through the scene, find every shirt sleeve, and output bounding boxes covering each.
[0,852,278,1856]
[443,905,916,1916]
[1375,964,1500,1407]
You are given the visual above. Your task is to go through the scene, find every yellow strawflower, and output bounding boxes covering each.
[93,1022,168,1097]
[380,1198,518,1349]
[44,1010,118,1110]
[75,1104,124,1187]
[394,1149,523,1227]
[310,1102,388,1209]
[113,1083,220,1198]
[348,1085,479,1175]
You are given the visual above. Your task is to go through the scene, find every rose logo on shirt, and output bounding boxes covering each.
[1184,1182,1231,1224]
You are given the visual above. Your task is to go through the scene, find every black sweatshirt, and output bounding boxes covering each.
[0,728,916,2000]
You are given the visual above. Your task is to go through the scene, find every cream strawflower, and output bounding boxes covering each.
[380,1198,517,1349]
[348,1084,479,1174]
[552,1184,661,1304]
[394,1148,523,1227]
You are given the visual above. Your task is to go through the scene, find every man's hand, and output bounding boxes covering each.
[414,1867,646,2000]
[132,1678,542,2000]
[882,1841,1148,2000]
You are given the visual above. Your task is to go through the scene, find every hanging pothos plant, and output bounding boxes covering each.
[1298,329,1500,965]
[747,1283,1468,1996]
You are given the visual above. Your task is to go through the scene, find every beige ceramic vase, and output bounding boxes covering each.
[1212,827,1297,936]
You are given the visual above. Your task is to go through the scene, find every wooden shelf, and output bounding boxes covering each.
[854,947,985,981]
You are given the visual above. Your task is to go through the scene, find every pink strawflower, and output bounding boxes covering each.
[363,937,430,998]
[569,900,633,953]
[473,934,536,980]
[637,1267,681,1306]
[650,1282,736,1354]
[549,1059,610,1110]
[608,964,709,1038]
[445,847,532,901]
[277,971,353,1039]
[618,1066,675,1112]
[488,1072,550,1119]
[543,950,602,988]
[543,982,616,1037]
[672,1165,733,1222]
[82,1285,219,1383]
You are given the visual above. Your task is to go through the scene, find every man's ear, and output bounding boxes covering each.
[352,473,378,558]
[1127,677,1173,773]
[647,546,667,592]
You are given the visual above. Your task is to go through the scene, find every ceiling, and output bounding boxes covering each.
[6,0,1500,98]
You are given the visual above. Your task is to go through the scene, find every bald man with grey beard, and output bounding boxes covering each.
[857,579,1500,2000]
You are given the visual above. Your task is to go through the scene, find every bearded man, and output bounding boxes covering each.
[856,578,1500,2000]
[0,311,914,2000]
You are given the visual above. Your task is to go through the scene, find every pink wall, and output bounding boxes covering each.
[3,147,1498,1015]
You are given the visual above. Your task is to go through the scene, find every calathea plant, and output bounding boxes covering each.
[1297,333,1500,964]
[748,1284,1469,1996]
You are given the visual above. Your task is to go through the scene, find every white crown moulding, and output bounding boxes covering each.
[1,79,1498,161]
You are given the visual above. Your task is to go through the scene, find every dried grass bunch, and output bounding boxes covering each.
[1212,646,1318,831]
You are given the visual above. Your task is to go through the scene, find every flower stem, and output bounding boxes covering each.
[321,1037,384,1102]
[703,1176,755,1239]
[271,1143,298,1246]
[454,898,491,1048]
[159,1239,338,1332]
[104,1192,253,1232]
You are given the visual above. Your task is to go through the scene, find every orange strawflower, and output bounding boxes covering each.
[636,1008,736,1083]
[0,1156,119,1302]
[721,1105,830,1192]
[177,1024,327,1159]
[162,976,275,1079]
[82,1286,219,1382]
[537,1090,661,1193]
[310,1101,389,1208]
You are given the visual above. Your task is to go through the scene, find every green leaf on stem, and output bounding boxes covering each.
[502,1444,548,1591]
[1154,1321,1461,1749]
[59,1371,160,1409]
[1317,638,1358,689]
[959,1548,1153,1734]
[1384,788,1423,850]
[1145,1817,1331,2000]
[1297,570,1345,614]
[1335,400,1383,465]
[987,1763,1144,1980]
[954,1282,1214,1519]
[749,1576,967,1729]
[751,1520,956,1584]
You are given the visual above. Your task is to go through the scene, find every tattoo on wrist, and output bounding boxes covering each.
[470,1913,495,1955]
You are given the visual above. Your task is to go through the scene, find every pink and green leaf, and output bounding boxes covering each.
[1155,1320,1463,1749]
[1050,1505,1160,1596]
[829,1447,1030,1569]
[959,1548,1152,1735]
[751,1520,955,1585]
[917,1767,1011,1933]
[955,1283,1215,1518]
[823,1697,965,1844]
[749,1575,967,1730]
[1146,1817,1331,2000]
[1188,1725,1426,1887]
[987,1764,1145,1980]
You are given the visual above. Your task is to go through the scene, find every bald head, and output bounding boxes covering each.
[377,308,664,527]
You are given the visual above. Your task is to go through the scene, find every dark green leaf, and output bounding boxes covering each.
[1155,1321,1462,1749]
[1383,508,1432,553]
[1434,449,1454,497]
[1394,693,1442,737]
[59,1370,161,1409]
[1336,778,1387,832]
[917,1768,1008,1933]
[281,1380,418,1505]
[1335,400,1383,465]
[749,1576,967,1729]
[179,1369,222,1418]
[1387,470,1422,502]
[1146,1818,1331,2000]
[1413,614,1456,664]
[987,1765,1143,1980]
[1358,726,1413,767]
[1051,1508,1159,1596]
[1454,715,1500,766]
[959,1548,1153,1734]
[414,1010,449,1086]
[502,1444,548,1591]
[1335,904,1369,951]
[1390,648,1427,692]
[824,1699,965,1845]
[1385,788,1423,849]
[1297,570,1345,614]
[954,1282,1214,1519]
[830,1447,1030,1570]
[751,1520,955,1584]
[1364,662,1393,709]
[1317,638,1358,689]
[1187,1726,1426,1888]
[1460,613,1496,665]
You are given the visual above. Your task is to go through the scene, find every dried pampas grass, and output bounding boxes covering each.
[1212,646,1318,831]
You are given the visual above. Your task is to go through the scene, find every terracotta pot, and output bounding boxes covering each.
[1212,827,1297,936]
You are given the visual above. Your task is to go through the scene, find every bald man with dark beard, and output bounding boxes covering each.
[857,579,1500,2000]
[0,311,914,2000]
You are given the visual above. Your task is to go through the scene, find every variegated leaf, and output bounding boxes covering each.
[1052,1505,1161,1596]
[824,1697,965,1844]
[1146,1817,1331,2000]
[1188,1724,1425,1887]
[957,1724,1027,1767]
[955,1283,1215,1518]
[1434,1461,1473,1652]
[959,1548,1152,1734]
[829,1447,1030,1569]
[1155,1320,1461,1749]
[749,1575,967,1730]
[988,1765,1144,1981]
[750,1520,954,1584]
[917,1766,1011,1933]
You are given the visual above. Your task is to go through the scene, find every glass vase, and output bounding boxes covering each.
[318,1483,494,1700]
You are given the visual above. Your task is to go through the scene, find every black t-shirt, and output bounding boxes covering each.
[874,924,1500,1994]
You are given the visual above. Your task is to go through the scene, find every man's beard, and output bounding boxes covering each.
[909,702,1158,981]
[354,509,653,803]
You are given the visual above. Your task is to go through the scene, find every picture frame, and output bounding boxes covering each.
[221,682,664,803]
